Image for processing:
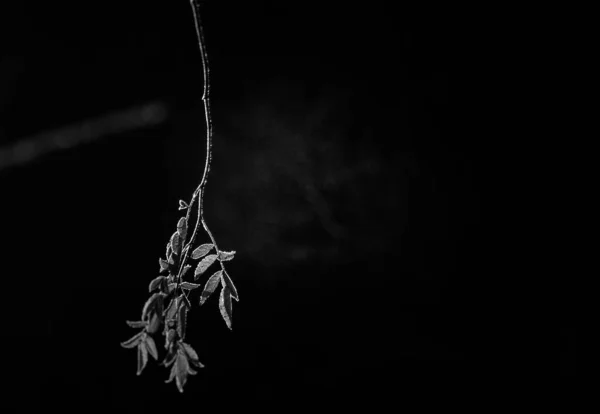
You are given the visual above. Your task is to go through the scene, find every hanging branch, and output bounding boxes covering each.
[120,0,239,393]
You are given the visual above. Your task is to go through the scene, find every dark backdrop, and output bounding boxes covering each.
[0,1,574,412]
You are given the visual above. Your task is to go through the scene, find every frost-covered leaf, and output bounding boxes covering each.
[219,287,233,330]
[126,320,147,329]
[187,365,197,376]
[191,243,214,260]
[149,276,168,293]
[194,254,217,279]
[157,293,166,315]
[175,350,190,393]
[164,296,179,321]
[221,270,239,301]
[162,350,176,368]
[142,293,163,320]
[199,270,222,305]
[181,264,192,278]
[178,199,188,210]
[137,341,148,375]
[166,242,172,260]
[159,258,169,273]
[218,250,236,262]
[177,306,188,338]
[177,217,187,241]
[145,335,158,360]
[166,346,199,392]
[181,342,199,362]
[146,312,161,334]
[171,232,181,255]
[146,335,158,361]
[180,282,200,290]
[169,251,180,273]
[120,331,144,349]
[181,348,199,374]
[165,362,177,383]
[181,342,204,368]
[165,329,177,350]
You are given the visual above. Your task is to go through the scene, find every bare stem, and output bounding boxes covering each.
[176,0,227,293]
[187,0,214,249]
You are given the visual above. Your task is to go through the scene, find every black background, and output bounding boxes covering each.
[0,1,575,411]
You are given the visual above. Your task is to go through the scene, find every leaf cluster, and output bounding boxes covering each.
[121,207,239,393]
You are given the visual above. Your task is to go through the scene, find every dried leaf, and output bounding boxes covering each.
[159,258,169,273]
[126,320,147,329]
[146,312,161,334]
[221,270,239,301]
[217,250,236,262]
[191,243,214,260]
[137,341,148,375]
[149,276,168,293]
[145,335,158,360]
[167,283,177,294]
[178,199,188,210]
[121,331,144,349]
[199,270,222,305]
[181,265,192,278]
[180,282,201,290]
[177,305,188,338]
[194,254,217,279]
[177,217,187,241]
[219,286,233,330]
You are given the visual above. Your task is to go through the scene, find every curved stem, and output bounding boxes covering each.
[176,0,227,294]
[187,0,213,251]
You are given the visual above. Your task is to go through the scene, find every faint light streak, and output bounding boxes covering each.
[0,101,168,171]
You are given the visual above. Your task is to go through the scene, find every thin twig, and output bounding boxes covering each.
[178,0,225,288]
